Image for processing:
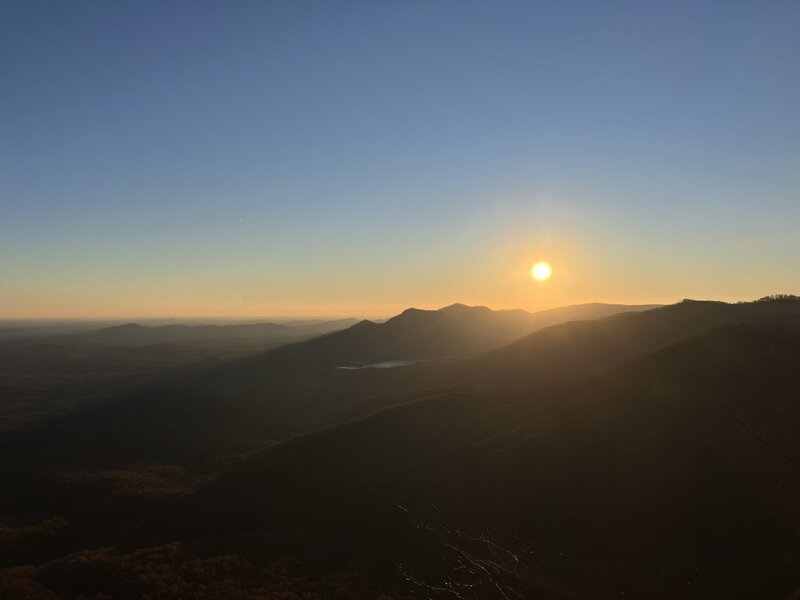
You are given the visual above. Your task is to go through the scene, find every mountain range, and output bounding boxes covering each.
[1,296,800,598]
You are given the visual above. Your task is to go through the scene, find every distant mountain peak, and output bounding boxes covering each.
[439,303,491,314]
[388,304,494,325]
[109,323,146,330]
[350,319,378,329]
[440,302,470,310]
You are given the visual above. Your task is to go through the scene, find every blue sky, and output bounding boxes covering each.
[1,1,798,317]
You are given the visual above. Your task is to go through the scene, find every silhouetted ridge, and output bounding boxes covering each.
[257,302,660,373]
[386,307,435,323]
[752,293,800,303]
[458,297,800,390]
[439,302,493,314]
[440,302,474,311]
[253,303,540,370]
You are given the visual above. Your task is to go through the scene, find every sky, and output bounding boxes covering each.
[1,0,798,318]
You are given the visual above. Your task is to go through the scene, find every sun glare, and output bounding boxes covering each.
[531,262,552,281]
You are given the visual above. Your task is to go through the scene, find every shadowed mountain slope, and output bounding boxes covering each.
[229,302,660,372]
[7,300,795,467]
[184,319,800,598]
[458,296,800,390]
[0,303,657,464]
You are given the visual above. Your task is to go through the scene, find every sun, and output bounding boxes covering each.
[531,261,552,281]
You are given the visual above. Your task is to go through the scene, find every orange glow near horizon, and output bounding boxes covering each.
[0,238,787,320]
[0,293,776,321]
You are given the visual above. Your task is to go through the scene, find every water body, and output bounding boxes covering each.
[336,357,448,370]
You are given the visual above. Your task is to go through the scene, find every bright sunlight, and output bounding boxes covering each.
[531,262,552,281]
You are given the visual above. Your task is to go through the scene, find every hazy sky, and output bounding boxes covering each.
[2,1,798,318]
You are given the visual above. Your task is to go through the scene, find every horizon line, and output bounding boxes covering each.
[5,295,791,322]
